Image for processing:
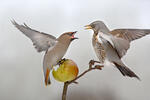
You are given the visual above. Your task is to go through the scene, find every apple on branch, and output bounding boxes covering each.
[52,59,79,82]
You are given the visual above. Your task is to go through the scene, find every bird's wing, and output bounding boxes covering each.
[110,29,150,42]
[110,36,130,58]
[12,20,57,52]
[99,32,130,58]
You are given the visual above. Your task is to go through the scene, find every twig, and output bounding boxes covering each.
[62,82,69,100]
[62,60,103,100]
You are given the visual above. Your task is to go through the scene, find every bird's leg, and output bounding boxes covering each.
[57,58,67,65]
[89,60,95,68]
[89,60,102,68]
[94,65,104,70]
[93,60,101,64]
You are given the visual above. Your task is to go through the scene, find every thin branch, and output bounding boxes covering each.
[68,67,99,84]
[62,60,103,100]
[62,82,69,100]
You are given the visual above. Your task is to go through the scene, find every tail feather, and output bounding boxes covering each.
[113,62,140,80]
[44,68,51,86]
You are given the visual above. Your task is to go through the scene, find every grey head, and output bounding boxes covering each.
[85,21,109,33]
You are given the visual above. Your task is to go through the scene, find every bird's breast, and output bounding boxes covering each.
[92,34,105,63]
[44,43,69,66]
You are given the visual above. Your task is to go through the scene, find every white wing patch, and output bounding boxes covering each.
[111,36,130,58]
[98,32,114,47]
[98,31,130,58]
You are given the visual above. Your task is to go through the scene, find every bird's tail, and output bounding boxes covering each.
[113,61,140,80]
[44,68,51,86]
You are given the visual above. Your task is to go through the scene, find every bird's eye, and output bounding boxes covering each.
[91,24,95,28]
[66,33,72,36]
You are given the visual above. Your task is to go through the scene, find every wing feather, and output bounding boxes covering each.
[110,36,130,58]
[12,20,57,52]
[110,29,150,42]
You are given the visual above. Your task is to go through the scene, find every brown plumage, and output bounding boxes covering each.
[113,62,140,80]
[92,33,105,63]
[12,20,78,85]
[110,29,150,42]
[85,20,150,80]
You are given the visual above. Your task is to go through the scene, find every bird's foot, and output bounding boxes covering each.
[89,60,95,66]
[57,58,67,65]
[89,60,102,68]
[94,65,104,70]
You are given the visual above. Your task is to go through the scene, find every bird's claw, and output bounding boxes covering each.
[94,65,104,70]
[57,58,67,65]
[89,60,95,68]
[89,60,95,66]
[89,60,102,68]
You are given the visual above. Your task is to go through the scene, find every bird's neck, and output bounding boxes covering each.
[92,32,99,46]
[100,28,109,34]
[59,40,71,49]
[98,24,110,35]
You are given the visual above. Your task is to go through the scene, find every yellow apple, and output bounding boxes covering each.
[52,59,79,82]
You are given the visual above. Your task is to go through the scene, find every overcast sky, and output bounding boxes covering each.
[0,0,150,100]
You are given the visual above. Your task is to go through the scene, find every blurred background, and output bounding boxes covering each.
[1,0,150,100]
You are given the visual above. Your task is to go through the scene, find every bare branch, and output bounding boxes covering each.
[62,60,104,100]
[62,82,69,100]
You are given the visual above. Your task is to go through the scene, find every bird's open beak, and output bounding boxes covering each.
[84,25,92,30]
[71,31,79,40]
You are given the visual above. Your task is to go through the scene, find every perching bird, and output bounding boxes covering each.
[12,20,78,86]
[85,21,150,79]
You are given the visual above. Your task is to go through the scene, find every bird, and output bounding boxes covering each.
[12,20,78,86]
[85,20,150,80]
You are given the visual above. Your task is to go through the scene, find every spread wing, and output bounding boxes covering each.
[110,36,130,58]
[12,20,57,52]
[99,35,130,58]
[110,29,150,42]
